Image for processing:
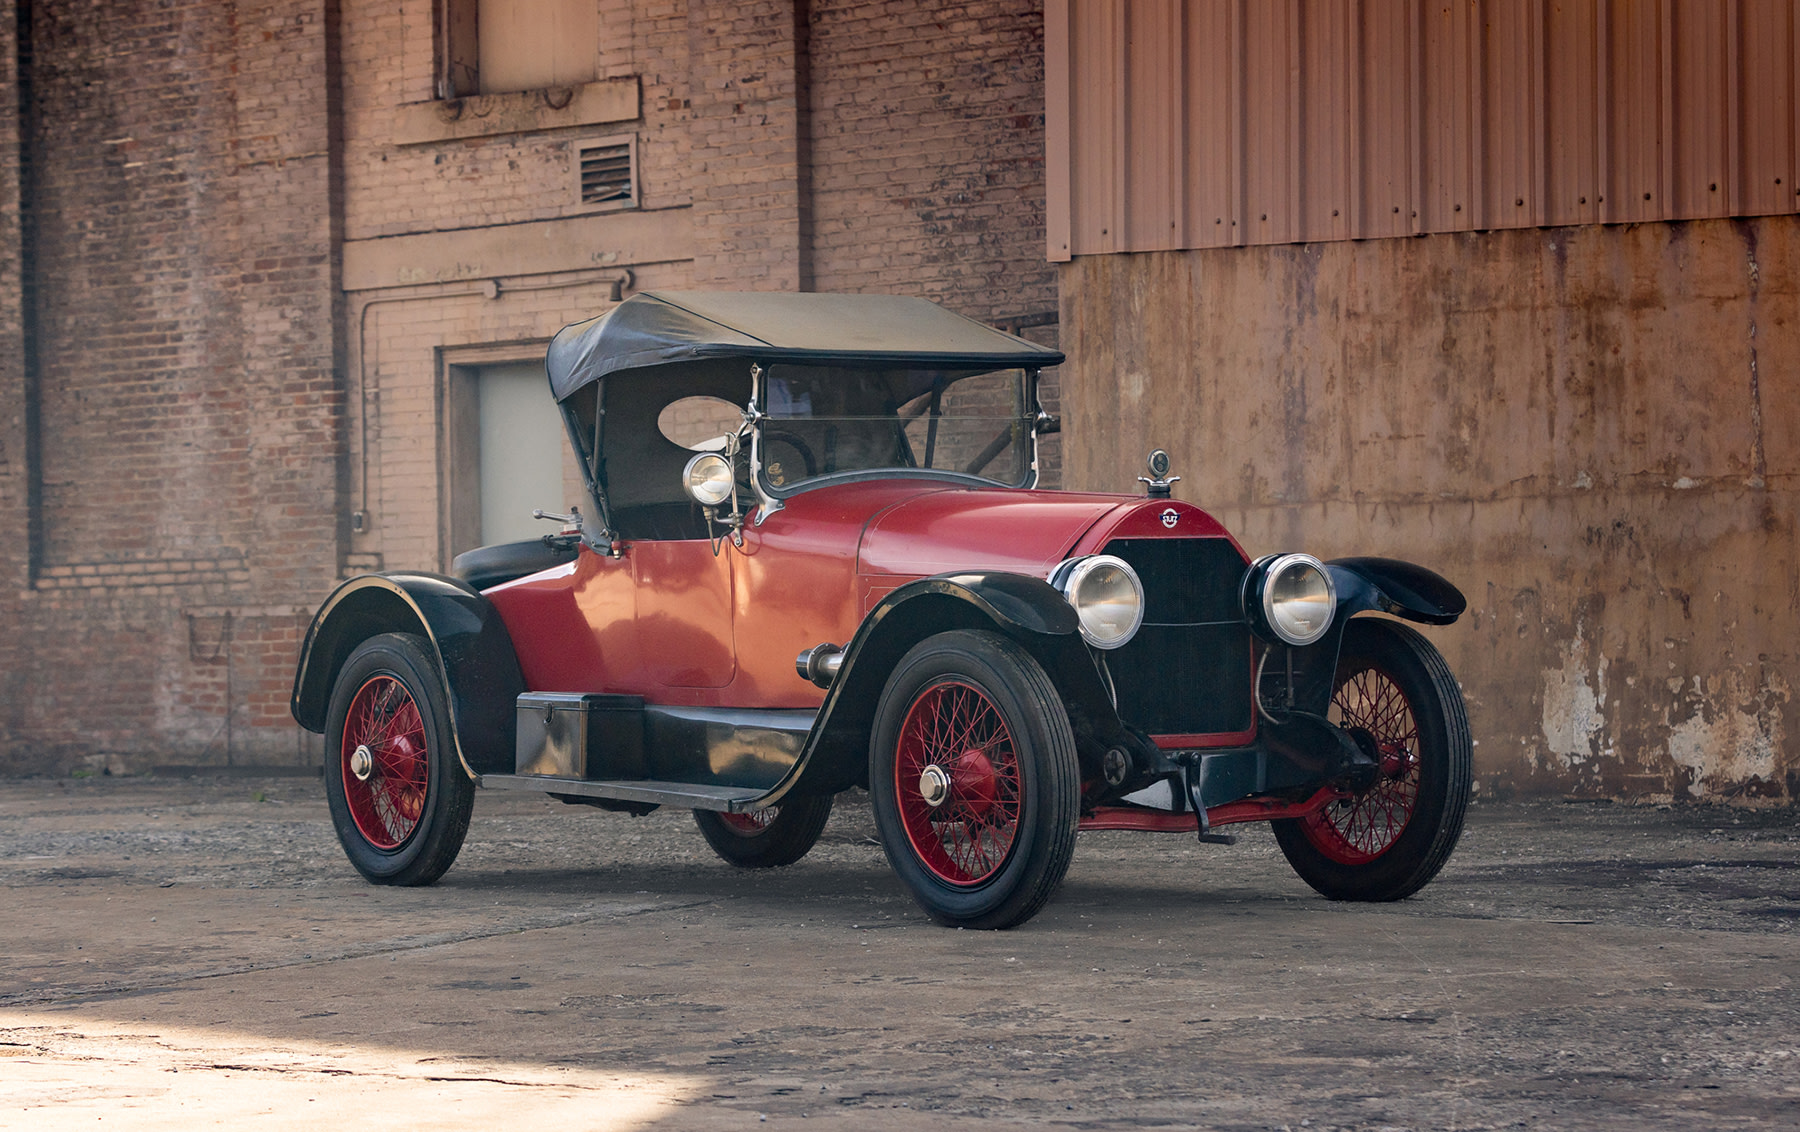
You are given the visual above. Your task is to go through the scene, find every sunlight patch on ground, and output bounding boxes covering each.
[0,1011,697,1130]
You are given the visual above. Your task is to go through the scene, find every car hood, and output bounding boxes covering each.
[856,488,1135,577]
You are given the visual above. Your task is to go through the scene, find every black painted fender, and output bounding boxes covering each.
[1326,557,1466,625]
[760,571,1110,802]
[1260,558,1466,719]
[290,573,526,778]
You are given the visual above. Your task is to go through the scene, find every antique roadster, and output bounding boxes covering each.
[291,291,1471,929]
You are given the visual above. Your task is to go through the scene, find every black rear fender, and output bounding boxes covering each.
[290,573,526,777]
[768,573,1118,800]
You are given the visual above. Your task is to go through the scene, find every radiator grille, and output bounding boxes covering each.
[1102,538,1253,737]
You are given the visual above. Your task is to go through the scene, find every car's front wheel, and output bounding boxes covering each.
[693,795,833,868]
[1272,619,1471,901]
[323,633,474,885]
[869,630,1080,929]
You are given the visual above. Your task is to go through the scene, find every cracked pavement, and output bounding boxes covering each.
[0,777,1795,1129]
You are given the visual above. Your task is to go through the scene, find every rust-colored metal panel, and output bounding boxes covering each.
[1183,0,1239,248]
[1043,0,1800,258]
[1418,0,1476,233]
[1669,0,1732,218]
[1125,0,1189,250]
[1356,0,1415,239]
[1299,0,1356,242]
[1046,0,1074,262]
[1545,0,1602,228]
[1242,0,1300,246]
[1737,0,1797,217]
[1603,0,1664,225]
[1481,0,1543,229]
[1067,0,1124,256]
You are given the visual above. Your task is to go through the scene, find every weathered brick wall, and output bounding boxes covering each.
[808,0,1053,323]
[0,0,342,773]
[1,0,1059,772]
[338,0,1058,574]
[0,1,25,756]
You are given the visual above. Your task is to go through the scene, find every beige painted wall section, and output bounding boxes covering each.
[1061,216,1797,802]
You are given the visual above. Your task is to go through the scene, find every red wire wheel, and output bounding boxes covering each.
[716,810,776,835]
[339,674,430,849]
[893,680,1023,885]
[322,633,474,887]
[1271,620,1472,902]
[869,630,1079,929]
[692,796,834,868]
[1299,663,1422,864]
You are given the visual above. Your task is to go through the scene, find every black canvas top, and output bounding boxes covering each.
[545,290,1064,402]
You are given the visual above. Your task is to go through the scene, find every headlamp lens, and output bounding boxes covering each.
[1264,554,1335,645]
[682,453,735,507]
[1052,555,1144,650]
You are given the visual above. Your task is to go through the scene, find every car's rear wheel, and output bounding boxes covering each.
[693,795,833,868]
[869,630,1079,929]
[1272,619,1471,901]
[323,633,474,886]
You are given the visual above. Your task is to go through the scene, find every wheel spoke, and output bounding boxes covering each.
[341,675,430,850]
[1305,660,1421,864]
[895,680,1021,885]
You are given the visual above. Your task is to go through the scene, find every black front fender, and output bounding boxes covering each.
[1256,558,1465,718]
[1327,557,1466,626]
[290,573,525,776]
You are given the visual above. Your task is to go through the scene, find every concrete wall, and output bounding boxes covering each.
[1061,216,1797,802]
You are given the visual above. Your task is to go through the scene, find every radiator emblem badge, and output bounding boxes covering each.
[1160,508,1179,529]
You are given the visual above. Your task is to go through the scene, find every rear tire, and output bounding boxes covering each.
[869,630,1079,929]
[1272,619,1471,901]
[693,795,833,868]
[323,633,474,886]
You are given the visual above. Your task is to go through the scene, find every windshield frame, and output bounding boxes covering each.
[747,362,1045,505]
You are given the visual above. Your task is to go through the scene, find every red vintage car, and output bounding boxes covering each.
[291,292,1471,929]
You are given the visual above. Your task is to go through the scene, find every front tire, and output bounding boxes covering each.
[1272,619,1471,901]
[869,630,1079,929]
[323,633,474,886]
[693,795,833,868]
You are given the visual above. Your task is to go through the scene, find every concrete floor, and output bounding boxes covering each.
[0,776,1795,1130]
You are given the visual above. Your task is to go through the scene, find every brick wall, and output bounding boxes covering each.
[0,2,25,756]
[0,0,342,774]
[1,0,1057,773]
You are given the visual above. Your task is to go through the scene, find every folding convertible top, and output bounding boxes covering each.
[545,290,1065,402]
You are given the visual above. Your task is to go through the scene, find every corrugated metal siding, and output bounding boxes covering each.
[1046,0,1800,260]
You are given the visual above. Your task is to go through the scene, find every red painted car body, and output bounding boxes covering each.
[486,483,1244,719]
[291,291,1472,929]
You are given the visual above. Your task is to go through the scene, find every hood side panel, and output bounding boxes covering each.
[857,489,1135,577]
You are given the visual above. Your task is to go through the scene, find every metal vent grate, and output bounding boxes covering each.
[577,139,634,206]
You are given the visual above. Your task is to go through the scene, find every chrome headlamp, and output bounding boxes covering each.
[681,452,735,507]
[1242,552,1337,646]
[1049,554,1144,650]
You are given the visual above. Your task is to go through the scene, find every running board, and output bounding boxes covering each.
[478,774,766,812]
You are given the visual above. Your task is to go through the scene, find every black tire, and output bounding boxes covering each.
[869,630,1080,929]
[1272,619,1471,901]
[322,633,475,886]
[693,795,834,868]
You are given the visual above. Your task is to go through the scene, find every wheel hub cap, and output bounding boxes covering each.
[918,764,952,808]
[350,744,374,782]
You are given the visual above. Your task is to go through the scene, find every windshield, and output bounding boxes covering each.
[758,364,1033,494]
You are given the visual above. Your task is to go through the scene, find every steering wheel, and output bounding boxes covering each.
[761,429,819,486]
